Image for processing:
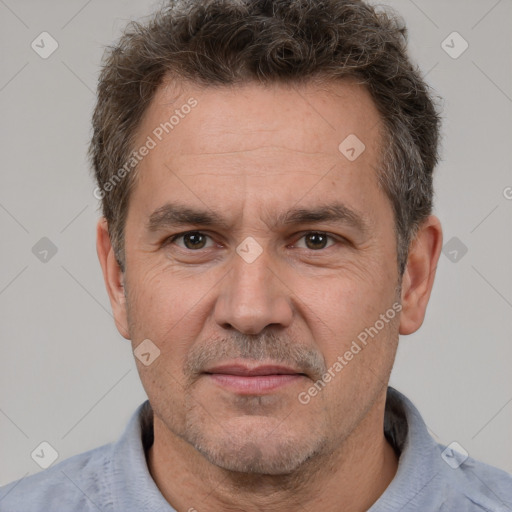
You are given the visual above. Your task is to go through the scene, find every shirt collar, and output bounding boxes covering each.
[110,401,175,511]
[369,386,448,511]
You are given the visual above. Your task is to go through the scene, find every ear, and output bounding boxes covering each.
[96,217,130,339]
[399,215,443,335]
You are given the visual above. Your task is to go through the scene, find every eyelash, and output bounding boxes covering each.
[164,231,344,251]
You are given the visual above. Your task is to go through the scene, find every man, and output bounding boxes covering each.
[1,0,511,510]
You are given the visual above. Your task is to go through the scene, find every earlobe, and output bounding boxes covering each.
[96,218,131,339]
[399,215,443,335]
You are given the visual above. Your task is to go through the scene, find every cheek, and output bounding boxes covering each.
[293,262,394,339]
[125,266,181,344]
[126,264,217,361]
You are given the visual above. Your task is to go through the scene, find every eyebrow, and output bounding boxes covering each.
[147,201,370,235]
[275,203,369,234]
[147,204,230,232]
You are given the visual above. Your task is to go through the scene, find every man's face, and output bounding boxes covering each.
[121,79,401,474]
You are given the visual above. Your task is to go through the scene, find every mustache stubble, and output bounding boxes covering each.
[183,330,328,383]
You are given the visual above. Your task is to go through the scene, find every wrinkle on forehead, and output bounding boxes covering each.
[169,145,335,158]
[166,146,341,181]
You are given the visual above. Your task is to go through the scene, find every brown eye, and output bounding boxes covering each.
[183,232,207,249]
[169,231,213,250]
[300,232,334,250]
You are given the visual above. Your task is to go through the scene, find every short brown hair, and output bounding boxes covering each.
[89,0,441,275]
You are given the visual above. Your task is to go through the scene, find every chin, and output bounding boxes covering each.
[184,414,326,475]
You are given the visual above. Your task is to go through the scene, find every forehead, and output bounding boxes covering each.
[129,78,386,222]
[137,77,383,162]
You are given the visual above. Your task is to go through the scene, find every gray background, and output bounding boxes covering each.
[1,0,511,486]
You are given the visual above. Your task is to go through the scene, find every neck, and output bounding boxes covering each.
[146,398,398,512]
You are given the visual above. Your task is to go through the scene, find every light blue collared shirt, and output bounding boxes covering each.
[1,387,511,511]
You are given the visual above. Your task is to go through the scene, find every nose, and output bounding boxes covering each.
[214,245,293,335]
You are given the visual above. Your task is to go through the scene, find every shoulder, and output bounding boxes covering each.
[383,388,512,511]
[435,443,512,511]
[0,442,114,512]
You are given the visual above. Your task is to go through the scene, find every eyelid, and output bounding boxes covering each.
[290,231,343,249]
[163,229,347,251]
[164,230,216,249]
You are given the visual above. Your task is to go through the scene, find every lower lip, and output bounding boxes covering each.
[206,374,304,394]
